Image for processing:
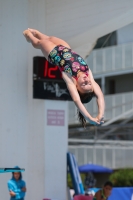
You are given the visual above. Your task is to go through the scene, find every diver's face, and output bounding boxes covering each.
[76,73,93,94]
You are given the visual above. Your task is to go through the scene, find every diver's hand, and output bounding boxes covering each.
[96,114,104,124]
[88,115,104,126]
[23,29,41,49]
[88,117,101,126]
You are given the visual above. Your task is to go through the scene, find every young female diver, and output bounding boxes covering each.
[23,29,105,127]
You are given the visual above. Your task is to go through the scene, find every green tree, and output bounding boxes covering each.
[109,168,133,187]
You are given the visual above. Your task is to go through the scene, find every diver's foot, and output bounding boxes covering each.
[23,30,32,43]
[23,29,41,49]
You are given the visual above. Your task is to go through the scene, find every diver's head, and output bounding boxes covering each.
[76,72,94,95]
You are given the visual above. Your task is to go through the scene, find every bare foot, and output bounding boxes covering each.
[23,30,32,43]
[23,29,41,49]
[28,28,44,40]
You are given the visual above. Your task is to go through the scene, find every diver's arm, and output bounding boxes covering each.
[93,81,105,120]
[89,70,105,122]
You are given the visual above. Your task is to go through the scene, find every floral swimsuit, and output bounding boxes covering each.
[48,45,89,79]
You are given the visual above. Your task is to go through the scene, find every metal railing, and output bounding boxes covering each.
[68,139,133,169]
[68,92,133,125]
[86,43,133,75]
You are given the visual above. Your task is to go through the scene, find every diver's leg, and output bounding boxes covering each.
[28,28,71,48]
[23,29,56,59]
[49,36,71,49]
[23,29,71,59]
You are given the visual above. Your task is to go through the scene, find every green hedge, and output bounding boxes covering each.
[109,168,133,187]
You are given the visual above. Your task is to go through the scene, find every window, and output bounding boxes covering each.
[109,80,115,94]
[94,31,117,49]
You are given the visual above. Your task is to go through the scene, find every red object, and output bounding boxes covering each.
[33,56,62,80]
[44,61,59,79]
[74,195,93,200]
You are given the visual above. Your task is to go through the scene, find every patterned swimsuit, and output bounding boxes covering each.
[48,45,89,79]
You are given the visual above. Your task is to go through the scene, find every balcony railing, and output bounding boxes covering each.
[68,139,133,169]
[68,92,133,125]
[86,43,133,75]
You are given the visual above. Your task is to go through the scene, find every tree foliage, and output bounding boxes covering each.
[109,168,133,187]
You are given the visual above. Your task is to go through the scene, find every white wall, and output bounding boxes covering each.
[0,0,68,199]
[0,0,29,199]
[43,101,68,200]
[27,99,68,200]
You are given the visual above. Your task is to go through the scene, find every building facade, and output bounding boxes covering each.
[68,23,133,170]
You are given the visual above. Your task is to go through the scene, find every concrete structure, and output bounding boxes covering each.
[1,0,133,199]
[46,0,133,58]
[69,139,133,169]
